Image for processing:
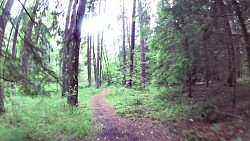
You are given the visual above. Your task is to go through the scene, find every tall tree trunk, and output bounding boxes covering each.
[209,2,219,83]
[217,0,236,105]
[121,0,127,85]
[99,0,106,86]
[92,35,97,82]
[203,26,210,87]
[95,0,103,89]
[184,38,192,98]
[66,0,78,97]
[232,0,250,85]
[96,31,100,88]
[87,35,92,87]
[62,0,74,96]
[68,0,87,106]
[128,0,136,88]
[0,0,14,114]
[100,30,104,86]
[22,0,39,81]
[138,0,146,88]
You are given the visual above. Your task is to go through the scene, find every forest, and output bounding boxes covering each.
[0,0,250,140]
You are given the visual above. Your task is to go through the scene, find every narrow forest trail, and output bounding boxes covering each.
[86,88,171,141]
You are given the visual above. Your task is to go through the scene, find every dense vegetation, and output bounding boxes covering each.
[0,0,250,140]
[0,86,101,140]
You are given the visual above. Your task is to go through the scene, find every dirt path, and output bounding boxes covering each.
[87,88,171,141]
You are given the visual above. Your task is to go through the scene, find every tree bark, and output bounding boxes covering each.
[217,0,236,105]
[68,0,87,106]
[203,25,210,87]
[92,35,97,82]
[217,0,236,87]
[96,31,100,88]
[0,0,15,114]
[87,35,92,87]
[100,30,104,86]
[63,0,78,98]
[128,0,136,88]
[62,0,74,96]
[232,0,250,85]
[184,38,192,98]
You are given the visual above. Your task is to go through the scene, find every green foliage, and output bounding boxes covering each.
[148,2,189,86]
[0,87,101,141]
[148,0,215,87]
[105,86,181,122]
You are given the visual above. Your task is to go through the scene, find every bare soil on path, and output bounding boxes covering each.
[87,88,171,141]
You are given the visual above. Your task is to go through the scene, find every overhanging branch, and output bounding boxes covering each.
[17,0,36,24]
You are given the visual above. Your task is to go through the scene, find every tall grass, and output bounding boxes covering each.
[0,87,101,141]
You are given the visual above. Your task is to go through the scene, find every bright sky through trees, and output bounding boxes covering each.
[10,0,159,36]
[9,0,159,55]
[10,0,25,17]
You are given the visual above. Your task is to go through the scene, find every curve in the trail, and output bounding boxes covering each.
[88,88,171,141]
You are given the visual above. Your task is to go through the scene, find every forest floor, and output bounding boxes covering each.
[166,79,250,141]
[85,79,250,141]
[86,88,172,141]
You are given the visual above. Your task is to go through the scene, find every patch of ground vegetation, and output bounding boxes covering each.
[0,87,102,141]
[105,86,182,124]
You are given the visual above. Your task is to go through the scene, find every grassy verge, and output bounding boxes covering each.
[0,87,101,141]
[105,86,182,123]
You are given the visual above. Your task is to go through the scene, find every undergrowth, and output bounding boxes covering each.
[105,86,181,123]
[0,87,101,141]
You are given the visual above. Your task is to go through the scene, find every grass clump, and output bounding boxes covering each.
[105,86,181,123]
[0,87,101,141]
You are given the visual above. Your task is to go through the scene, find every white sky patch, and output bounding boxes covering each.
[81,0,124,55]
[82,16,104,35]
[81,0,121,35]
[10,0,25,17]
